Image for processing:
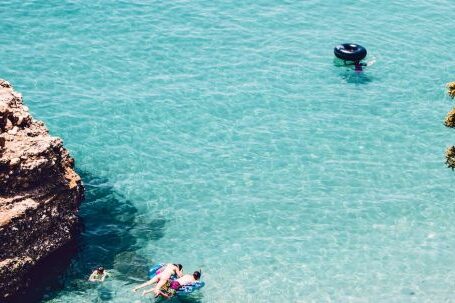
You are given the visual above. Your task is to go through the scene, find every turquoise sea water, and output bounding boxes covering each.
[1,1,455,302]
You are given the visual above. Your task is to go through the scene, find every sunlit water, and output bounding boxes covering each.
[1,1,455,302]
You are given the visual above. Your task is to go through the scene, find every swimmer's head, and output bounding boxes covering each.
[193,271,201,280]
[97,267,104,273]
[174,264,183,271]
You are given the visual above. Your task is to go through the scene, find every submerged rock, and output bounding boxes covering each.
[113,251,149,281]
[446,146,455,170]
[444,108,455,128]
[448,82,455,99]
[0,80,84,300]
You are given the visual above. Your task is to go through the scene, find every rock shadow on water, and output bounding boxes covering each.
[7,170,167,303]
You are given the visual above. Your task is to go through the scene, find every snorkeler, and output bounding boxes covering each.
[89,267,109,282]
[144,270,202,298]
[132,263,183,295]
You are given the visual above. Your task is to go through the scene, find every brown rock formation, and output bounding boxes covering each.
[0,80,84,300]
[445,83,455,170]
[444,108,455,128]
[448,81,455,99]
[446,146,455,170]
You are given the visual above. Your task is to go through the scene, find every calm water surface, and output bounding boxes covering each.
[1,1,455,302]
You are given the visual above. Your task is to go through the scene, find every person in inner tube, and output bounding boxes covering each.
[144,270,202,298]
[346,60,367,71]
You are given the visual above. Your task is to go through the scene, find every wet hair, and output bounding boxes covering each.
[97,267,104,273]
[193,271,201,280]
[173,264,183,271]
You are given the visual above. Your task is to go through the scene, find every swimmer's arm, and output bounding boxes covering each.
[88,272,97,282]
[159,290,170,299]
[343,62,367,66]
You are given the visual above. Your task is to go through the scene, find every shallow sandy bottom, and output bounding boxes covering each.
[1,1,455,302]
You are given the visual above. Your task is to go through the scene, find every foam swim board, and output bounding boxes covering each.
[176,281,205,295]
[148,263,165,279]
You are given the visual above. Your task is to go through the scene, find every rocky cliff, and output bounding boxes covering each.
[447,82,455,99]
[446,146,455,170]
[444,108,455,128]
[0,80,84,300]
[446,82,455,170]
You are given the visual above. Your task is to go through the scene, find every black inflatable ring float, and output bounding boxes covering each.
[334,43,367,62]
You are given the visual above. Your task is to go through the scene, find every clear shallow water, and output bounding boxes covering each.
[1,0,455,302]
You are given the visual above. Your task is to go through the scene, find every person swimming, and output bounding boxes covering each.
[132,263,183,295]
[146,270,202,298]
[353,61,367,72]
[338,60,368,72]
[89,267,108,282]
